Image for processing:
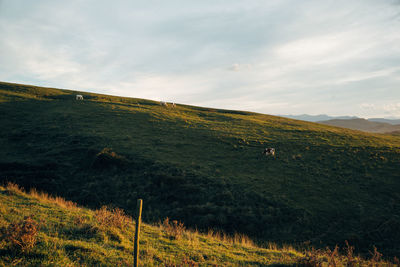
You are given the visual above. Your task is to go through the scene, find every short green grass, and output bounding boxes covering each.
[1,81,399,259]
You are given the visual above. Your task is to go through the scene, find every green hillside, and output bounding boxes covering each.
[0,183,306,266]
[1,81,400,258]
[1,183,394,266]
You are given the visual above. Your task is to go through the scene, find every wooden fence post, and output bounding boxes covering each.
[134,199,143,267]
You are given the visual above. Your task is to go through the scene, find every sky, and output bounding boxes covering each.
[1,0,400,118]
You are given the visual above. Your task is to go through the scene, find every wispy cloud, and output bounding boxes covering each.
[360,102,400,118]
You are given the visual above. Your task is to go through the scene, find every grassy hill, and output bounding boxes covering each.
[0,183,305,266]
[1,81,400,259]
[0,183,394,266]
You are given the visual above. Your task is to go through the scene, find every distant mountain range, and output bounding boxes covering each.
[280,114,359,122]
[280,114,400,124]
[317,118,400,134]
[368,118,400,125]
[279,114,400,133]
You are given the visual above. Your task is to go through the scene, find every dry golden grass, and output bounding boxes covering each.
[5,182,24,194]
[160,217,186,240]
[206,229,255,248]
[158,218,256,248]
[29,188,77,209]
[94,206,131,229]
[267,242,299,254]
[4,182,77,210]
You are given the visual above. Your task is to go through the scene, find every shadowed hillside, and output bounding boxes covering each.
[1,81,400,258]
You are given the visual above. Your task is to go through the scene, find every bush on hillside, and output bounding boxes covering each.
[4,216,39,253]
[91,148,127,169]
[94,206,131,229]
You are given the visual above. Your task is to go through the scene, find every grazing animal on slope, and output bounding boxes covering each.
[76,95,83,100]
[263,148,275,156]
[160,101,168,106]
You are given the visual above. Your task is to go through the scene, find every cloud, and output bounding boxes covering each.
[360,102,400,117]
[276,34,343,61]
[228,63,252,71]
[383,103,400,112]
[0,0,399,118]
[334,67,400,85]
[360,103,376,110]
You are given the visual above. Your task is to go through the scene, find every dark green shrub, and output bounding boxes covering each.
[91,148,127,169]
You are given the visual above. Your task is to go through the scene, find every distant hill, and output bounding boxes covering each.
[281,114,400,125]
[1,81,400,258]
[280,114,359,122]
[318,118,400,133]
[389,131,400,136]
[368,118,400,125]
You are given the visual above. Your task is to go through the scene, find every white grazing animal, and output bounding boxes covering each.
[263,148,275,156]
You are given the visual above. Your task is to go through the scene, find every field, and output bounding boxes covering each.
[1,81,400,261]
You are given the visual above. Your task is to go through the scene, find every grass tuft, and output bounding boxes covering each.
[160,217,186,240]
[5,182,24,195]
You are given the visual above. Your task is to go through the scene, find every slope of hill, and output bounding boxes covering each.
[0,183,306,266]
[1,183,395,266]
[317,118,400,133]
[1,81,400,258]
